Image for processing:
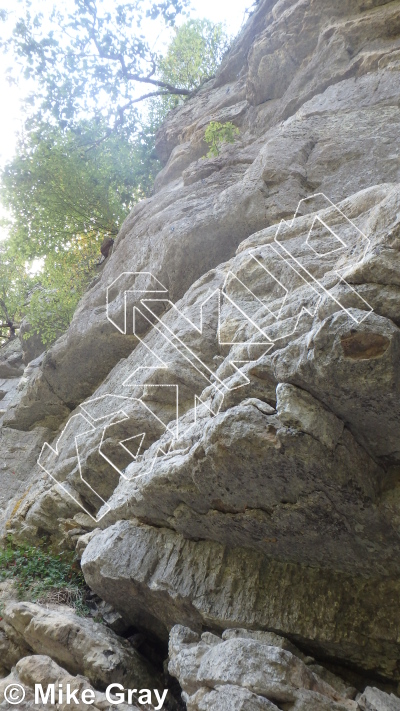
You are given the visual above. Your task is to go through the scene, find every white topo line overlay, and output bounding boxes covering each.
[38,192,375,519]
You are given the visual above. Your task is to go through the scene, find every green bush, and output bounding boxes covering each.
[0,538,89,616]
[204,120,240,157]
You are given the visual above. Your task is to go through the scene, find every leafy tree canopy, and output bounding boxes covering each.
[160,18,230,91]
[0,16,231,267]
[0,14,231,347]
[24,234,102,345]
[0,241,29,341]
[1,118,159,260]
[0,117,157,345]
[148,18,229,120]
[0,0,192,134]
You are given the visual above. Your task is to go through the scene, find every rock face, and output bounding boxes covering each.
[0,599,177,707]
[2,0,400,702]
[81,520,400,680]
[167,626,400,711]
[4,0,400,431]
[357,689,400,711]
[0,344,49,519]
[1,601,161,692]
[0,654,142,711]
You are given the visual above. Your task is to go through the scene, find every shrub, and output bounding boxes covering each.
[204,120,240,157]
[0,537,89,616]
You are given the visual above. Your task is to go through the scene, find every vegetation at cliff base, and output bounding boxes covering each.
[0,537,89,615]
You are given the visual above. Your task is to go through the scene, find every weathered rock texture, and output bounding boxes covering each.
[1,0,400,700]
[168,626,400,711]
[0,654,142,710]
[1,601,161,691]
[81,519,400,680]
[0,344,49,518]
[4,0,400,432]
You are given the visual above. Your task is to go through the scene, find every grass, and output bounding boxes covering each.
[0,537,90,616]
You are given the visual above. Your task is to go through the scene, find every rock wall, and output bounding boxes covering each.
[1,0,400,706]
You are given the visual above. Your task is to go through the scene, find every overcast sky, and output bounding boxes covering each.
[0,0,253,168]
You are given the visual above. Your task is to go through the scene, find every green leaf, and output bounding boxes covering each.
[204,120,239,157]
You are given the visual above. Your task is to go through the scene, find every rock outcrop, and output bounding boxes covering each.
[167,626,400,711]
[0,344,49,518]
[0,654,142,710]
[1,0,400,705]
[4,0,400,432]
[1,601,161,691]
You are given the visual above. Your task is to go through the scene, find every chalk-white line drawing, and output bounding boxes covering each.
[81,390,179,480]
[136,294,273,389]
[305,215,348,256]
[236,247,321,343]
[121,338,170,385]
[39,192,375,520]
[274,193,373,324]
[38,414,112,521]
[106,271,168,334]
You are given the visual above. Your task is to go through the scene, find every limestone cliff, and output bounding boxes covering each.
[1,0,400,708]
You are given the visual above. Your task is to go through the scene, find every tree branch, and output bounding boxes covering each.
[115,89,174,122]
[0,297,11,324]
[124,72,190,95]
[0,323,20,331]
[107,87,182,130]
[85,11,191,97]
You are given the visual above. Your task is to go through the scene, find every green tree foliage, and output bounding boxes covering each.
[0,0,191,134]
[24,237,101,346]
[1,119,158,260]
[160,18,230,91]
[204,120,239,157]
[0,15,232,349]
[0,119,161,346]
[148,18,230,122]
[0,241,28,343]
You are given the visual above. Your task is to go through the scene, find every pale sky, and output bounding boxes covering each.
[0,0,253,168]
